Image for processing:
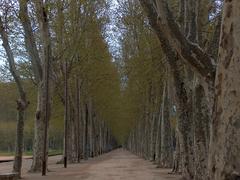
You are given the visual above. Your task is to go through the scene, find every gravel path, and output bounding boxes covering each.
[0,149,180,180]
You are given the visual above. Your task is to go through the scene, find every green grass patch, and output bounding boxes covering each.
[0,149,62,156]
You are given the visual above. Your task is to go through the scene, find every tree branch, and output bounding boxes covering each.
[0,16,27,107]
[19,0,43,83]
[139,0,216,82]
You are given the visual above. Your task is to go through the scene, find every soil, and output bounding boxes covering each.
[0,149,181,180]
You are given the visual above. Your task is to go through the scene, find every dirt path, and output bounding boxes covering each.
[0,149,180,180]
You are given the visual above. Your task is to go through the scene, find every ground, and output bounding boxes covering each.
[0,149,181,180]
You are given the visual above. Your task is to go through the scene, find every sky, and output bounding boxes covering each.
[0,0,121,66]
[105,0,122,60]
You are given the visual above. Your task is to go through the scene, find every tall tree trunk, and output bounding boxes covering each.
[68,97,78,163]
[193,82,210,180]
[13,107,25,178]
[137,2,197,178]
[84,103,89,160]
[76,78,81,162]
[172,128,181,173]
[160,80,173,168]
[31,86,44,172]
[88,99,94,157]
[34,1,52,174]
[143,113,150,159]
[63,62,68,168]
[150,104,157,162]
[18,0,44,172]
[209,1,240,179]
[0,16,28,178]
[155,105,162,167]
[99,121,102,155]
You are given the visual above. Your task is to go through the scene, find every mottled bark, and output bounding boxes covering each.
[185,0,199,42]
[18,0,51,172]
[207,15,222,60]
[138,1,218,179]
[193,82,210,180]
[209,1,240,179]
[197,0,209,47]
[34,1,52,174]
[137,6,193,177]
[31,85,44,172]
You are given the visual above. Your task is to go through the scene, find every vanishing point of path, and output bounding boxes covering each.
[0,149,181,180]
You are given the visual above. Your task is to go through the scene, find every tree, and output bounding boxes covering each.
[0,15,28,178]
[136,1,222,179]
[18,0,52,173]
[209,1,240,179]
[18,0,44,172]
[0,1,119,177]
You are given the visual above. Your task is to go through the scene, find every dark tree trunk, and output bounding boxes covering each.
[63,62,68,168]
[160,80,173,168]
[84,103,89,160]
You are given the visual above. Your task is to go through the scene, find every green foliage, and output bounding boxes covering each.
[0,81,64,152]
[50,0,125,144]
[115,0,166,142]
[0,0,167,148]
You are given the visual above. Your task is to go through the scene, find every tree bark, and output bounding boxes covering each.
[155,105,162,166]
[88,99,94,157]
[150,98,158,162]
[172,128,181,173]
[193,82,210,180]
[31,85,44,172]
[18,0,50,172]
[84,103,89,160]
[63,61,68,168]
[139,0,215,81]
[19,0,42,83]
[138,1,211,178]
[209,1,240,179]
[160,80,173,168]
[33,1,52,174]
[76,77,81,162]
[0,16,28,178]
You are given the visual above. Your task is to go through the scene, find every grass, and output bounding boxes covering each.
[0,149,62,156]
[0,151,14,156]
